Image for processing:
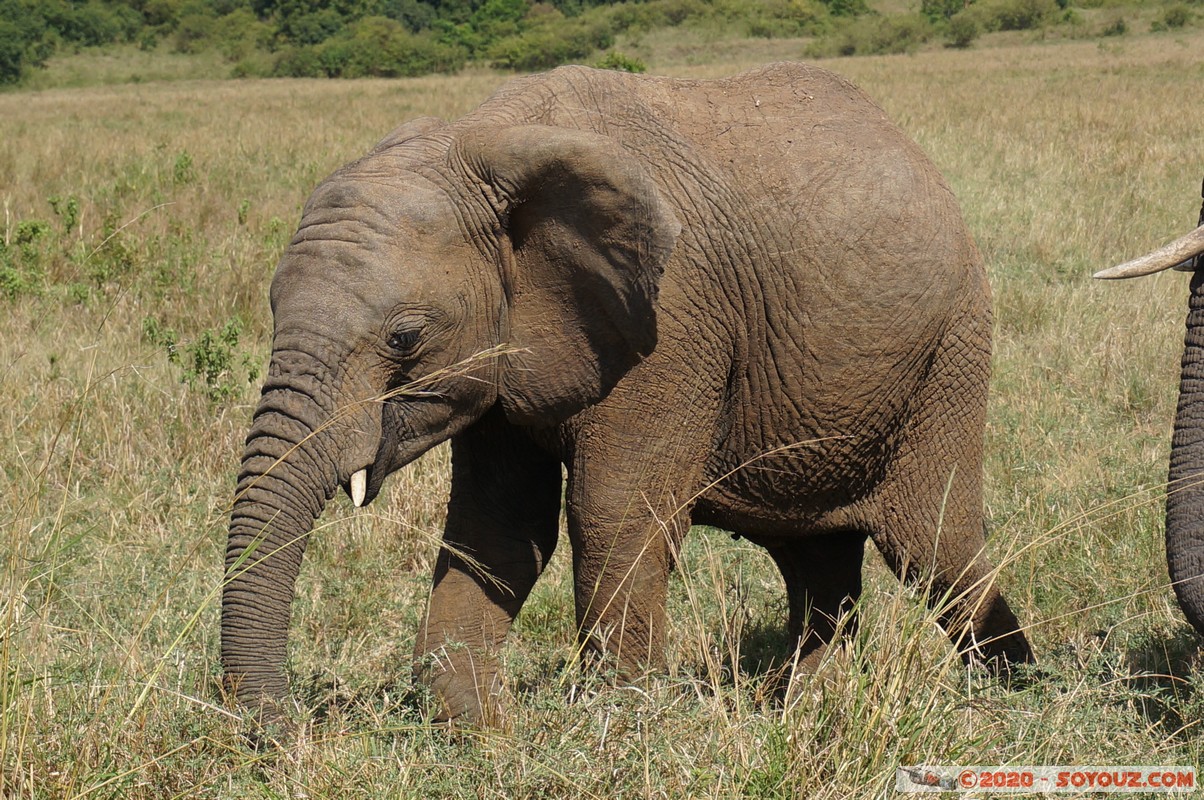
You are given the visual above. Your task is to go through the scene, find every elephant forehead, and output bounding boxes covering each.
[281,178,474,287]
[296,179,462,243]
[269,175,489,333]
[271,241,473,317]
[270,228,480,335]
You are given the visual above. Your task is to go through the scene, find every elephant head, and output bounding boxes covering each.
[1095,183,1204,636]
[221,120,680,715]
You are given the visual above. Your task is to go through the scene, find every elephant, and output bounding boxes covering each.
[1095,179,1204,636]
[222,62,1036,725]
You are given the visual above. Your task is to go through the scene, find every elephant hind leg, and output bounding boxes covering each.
[871,522,1034,672]
[767,531,867,672]
[870,306,1034,671]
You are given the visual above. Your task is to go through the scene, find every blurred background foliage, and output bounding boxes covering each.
[5,0,1193,84]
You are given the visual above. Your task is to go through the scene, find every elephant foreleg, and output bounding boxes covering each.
[564,382,721,681]
[413,412,562,723]
[566,470,689,678]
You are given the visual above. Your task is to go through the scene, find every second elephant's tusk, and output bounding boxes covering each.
[351,469,367,507]
[1093,224,1204,279]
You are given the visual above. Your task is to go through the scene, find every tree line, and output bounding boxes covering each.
[1,0,1183,85]
[0,0,869,83]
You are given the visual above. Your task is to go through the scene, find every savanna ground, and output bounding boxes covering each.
[3,20,1204,800]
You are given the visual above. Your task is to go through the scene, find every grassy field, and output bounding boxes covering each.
[3,24,1204,799]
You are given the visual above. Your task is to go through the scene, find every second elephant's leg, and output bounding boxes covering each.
[413,412,562,723]
[767,531,867,671]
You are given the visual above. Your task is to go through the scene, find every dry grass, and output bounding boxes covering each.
[3,25,1204,798]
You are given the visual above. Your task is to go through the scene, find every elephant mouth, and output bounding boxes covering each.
[341,397,417,509]
[341,425,428,509]
[341,395,487,510]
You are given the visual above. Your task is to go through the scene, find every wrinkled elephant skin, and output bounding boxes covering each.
[221,63,1035,725]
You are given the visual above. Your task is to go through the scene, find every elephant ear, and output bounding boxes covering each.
[457,125,681,426]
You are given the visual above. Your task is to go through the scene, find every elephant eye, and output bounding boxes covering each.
[386,329,420,354]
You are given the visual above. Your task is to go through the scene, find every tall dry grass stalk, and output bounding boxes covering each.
[1,26,1203,798]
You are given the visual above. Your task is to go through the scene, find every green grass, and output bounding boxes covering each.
[3,25,1204,798]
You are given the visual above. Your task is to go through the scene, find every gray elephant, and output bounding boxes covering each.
[1096,181,1204,637]
[222,62,1035,725]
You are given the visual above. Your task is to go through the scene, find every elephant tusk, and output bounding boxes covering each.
[350,469,367,507]
[1093,224,1204,279]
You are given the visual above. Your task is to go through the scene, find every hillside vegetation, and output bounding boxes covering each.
[2,20,1204,800]
[1,0,1201,85]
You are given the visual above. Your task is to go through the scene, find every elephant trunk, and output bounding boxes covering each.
[221,380,339,712]
[1167,269,1204,636]
[1096,186,1204,635]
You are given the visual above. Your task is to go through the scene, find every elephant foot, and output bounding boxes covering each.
[241,712,305,751]
[969,630,1038,688]
[414,646,507,727]
[753,634,857,702]
[948,591,1036,682]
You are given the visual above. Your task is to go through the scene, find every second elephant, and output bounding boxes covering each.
[221,62,1035,724]
[1096,183,1204,640]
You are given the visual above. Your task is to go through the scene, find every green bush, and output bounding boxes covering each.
[49,195,80,233]
[0,19,28,84]
[599,0,727,39]
[489,26,600,70]
[281,7,344,45]
[38,0,137,47]
[595,49,645,72]
[819,0,867,16]
[172,150,195,185]
[271,43,324,77]
[657,0,713,24]
[285,17,467,78]
[921,0,966,22]
[604,1,667,32]
[946,10,979,46]
[390,0,438,33]
[488,11,612,71]
[141,0,180,27]
[318,36,357,75]
[142,316,260,403]
[211,8,273,61]
[1152,4,1192,30]
[472,0,529,43]
[737,0,829,38]
[0,0,55,83]
[806,12,933,57]
[433,0,538,56]
[354,16,466,76]
[172,11,216,53]
[209,0,252,16]
[966,0,1057,32]
[0,219,51,300]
